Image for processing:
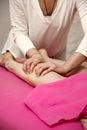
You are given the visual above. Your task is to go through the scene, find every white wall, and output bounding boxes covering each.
[0,0,10,56]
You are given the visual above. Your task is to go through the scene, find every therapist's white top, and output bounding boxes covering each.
[1,0,87,59]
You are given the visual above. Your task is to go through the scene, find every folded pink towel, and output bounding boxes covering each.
[24,72,87,126]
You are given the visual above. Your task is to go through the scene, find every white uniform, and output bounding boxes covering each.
[1,0,87,59]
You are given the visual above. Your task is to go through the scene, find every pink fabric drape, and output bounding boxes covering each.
[25,72,87,126]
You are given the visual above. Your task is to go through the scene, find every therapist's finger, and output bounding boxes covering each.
[23,60,30,73]
[34,64,49,76]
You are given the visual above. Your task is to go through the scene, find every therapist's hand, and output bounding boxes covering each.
[34,62,57,76]
[23,53,44,73]
[55,52,87,76]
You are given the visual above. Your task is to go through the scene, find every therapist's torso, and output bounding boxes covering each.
[21,0,76,57]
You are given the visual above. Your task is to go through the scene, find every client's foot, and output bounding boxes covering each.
[1,52,14,70]
[0,58,4,66]
[81,119,87,130]
[0,52,13,67]
[3,52,13,61]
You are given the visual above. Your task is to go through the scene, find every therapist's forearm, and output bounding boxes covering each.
[26,48,40,58]
[56,52,87,74]
[65,52,86,70]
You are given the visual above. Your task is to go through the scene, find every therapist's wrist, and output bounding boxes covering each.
[62,52,87,74]
[26,48,40,58]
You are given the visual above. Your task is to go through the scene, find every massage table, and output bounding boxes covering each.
[0,66,84,130]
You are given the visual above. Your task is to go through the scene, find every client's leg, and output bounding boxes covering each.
[5,58,65,87]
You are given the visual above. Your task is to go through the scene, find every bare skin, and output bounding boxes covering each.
[0,49,87,129]
[1,50,64,86]
[38,0,58,16]
[81,119,87,130]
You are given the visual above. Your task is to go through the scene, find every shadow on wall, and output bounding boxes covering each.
[0,0,10,57]
[0,1,84,59]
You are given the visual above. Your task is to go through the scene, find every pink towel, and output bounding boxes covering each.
[24,72,87,126]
